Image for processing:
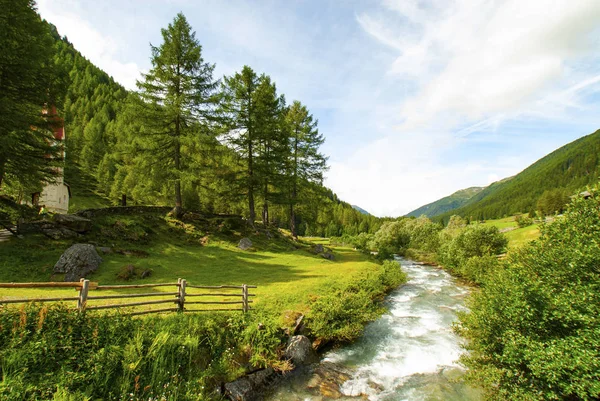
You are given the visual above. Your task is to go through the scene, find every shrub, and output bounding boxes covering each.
[307,259,407,342]
[457,189,600,400]
[437,224,507,277]
[514,214,533,228]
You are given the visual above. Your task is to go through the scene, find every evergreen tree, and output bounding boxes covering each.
[136,13,219,217]
[254,76,286,226]
[283,101,328,237]
[220,66,284,225]
[0,0,61,190]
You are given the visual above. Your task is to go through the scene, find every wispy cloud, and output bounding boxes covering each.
[358,0,600,131]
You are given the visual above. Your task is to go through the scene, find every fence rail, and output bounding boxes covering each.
[0,279,257,316]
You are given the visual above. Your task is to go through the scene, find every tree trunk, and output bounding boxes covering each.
[248,142,256,227]
[289,130,299,238]
[0,156,5,189]
[289,203,297,239]
[262,180,269,226]
[172,124,183,219]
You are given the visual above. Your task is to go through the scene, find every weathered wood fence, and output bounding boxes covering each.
[0,279,257,316]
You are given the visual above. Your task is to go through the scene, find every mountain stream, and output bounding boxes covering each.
[265,258,482,400]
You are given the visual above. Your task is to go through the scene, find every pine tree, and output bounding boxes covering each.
[0,0,61,190]
[283,101,328,237]
[136,13,219,217]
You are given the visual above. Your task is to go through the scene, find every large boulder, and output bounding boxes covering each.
[238,237,253,250]
[312,244,324,254]
[224,367,275,401]
[321,250,335,261]
[54,244,103,282]
[284,335,318,366]
[53,214,92,233]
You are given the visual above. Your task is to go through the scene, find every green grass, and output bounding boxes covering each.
[0,212,383,319]
[480,216,519,229]
[478,215,540,249]
[65,163,112,212]
[503,225,541,248]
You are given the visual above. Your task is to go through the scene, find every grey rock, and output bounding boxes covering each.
[53,214,92,233]
[284,335,317,366]
[54,244,103,282]
[292,314,305,335]
[321,250,335,261]
[43,227,80,240]
[312,244,324,254]
[224,368,275,401]
[98,246,113,254]
[306,362,352,398]
[238,237,253,250]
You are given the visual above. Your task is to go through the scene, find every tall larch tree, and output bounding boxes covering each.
[0,0,62,191]
[284,101,328,237]
[254,76,286,226]
[136,13,219,217]
[220,66,270,225]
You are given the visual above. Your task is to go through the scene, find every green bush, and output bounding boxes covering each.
[458,255,501,284]
[514,214,533,228]
[437,224,507,278]
[456,189,600,400]
[307,260,407,342]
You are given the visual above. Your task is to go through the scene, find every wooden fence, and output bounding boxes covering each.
[0,279,257,316]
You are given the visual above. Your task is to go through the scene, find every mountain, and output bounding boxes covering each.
[406,186,484,218]
[436,129,600,222]
[352,205,371,215]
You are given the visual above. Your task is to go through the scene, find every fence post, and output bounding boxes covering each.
[78,279,90,312]
[242,284,248,313]
[178,278,187,312]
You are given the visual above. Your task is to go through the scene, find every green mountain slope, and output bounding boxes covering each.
[352,205,371,215]
[437,129,600,222]
[406,186,484,218]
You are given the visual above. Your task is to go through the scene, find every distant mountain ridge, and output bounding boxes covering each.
[406,186,484,218]
[352,205,371,215]
[435,129,600,222]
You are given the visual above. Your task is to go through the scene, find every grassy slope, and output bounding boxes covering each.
[438,129,600,221]
[0,212,382,320]
[65,164,112,213]
[406,186,484,218]
[480,216,540,249]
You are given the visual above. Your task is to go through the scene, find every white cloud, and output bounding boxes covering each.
[37,0,142,90]
[358,0,600,130]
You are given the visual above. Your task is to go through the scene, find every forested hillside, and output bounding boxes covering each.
[436,129,600,222]
[406,186,483,218]
[0,9,382,238]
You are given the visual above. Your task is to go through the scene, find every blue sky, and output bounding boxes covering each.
[37,0,600,216]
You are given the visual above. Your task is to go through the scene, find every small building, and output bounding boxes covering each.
[32,106,70,214]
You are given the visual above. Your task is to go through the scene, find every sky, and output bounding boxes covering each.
[37,0,600,217]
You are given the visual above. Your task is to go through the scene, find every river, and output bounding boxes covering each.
[265,258,481,400]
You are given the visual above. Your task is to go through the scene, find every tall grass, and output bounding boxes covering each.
[0,304,281,400]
